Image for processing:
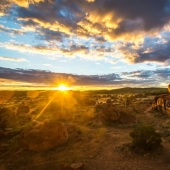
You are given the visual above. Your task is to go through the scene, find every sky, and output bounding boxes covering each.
[0,0,170,90]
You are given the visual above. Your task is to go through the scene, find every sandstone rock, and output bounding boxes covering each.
[154,94,170,116]
[21,121,68,151]
[0,107,16,128]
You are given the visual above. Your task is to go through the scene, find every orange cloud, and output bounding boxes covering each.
[12,0,45,8]
[18,17,72,36]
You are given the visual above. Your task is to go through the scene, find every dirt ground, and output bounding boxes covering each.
[1,96,170,170]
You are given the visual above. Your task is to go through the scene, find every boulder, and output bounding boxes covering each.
[156,97,165,112]
[154,94,170,116]
[0,107,16,128]
[21,121,68,151]
[165,99,170,116]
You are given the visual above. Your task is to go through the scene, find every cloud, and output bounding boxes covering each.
[0,42,86,57]
[0,41,115,62]
[0,67,120,86]
[0,1,27,16]
[0,24,25,35]
[0,67,169,87]
[122,70,153,79]
[1,0,170,37]
[116,32,170,64]
[0,56,27,62]
[13,0,45,8]
[37,28,68,41]
[122,68,170,80]
[0,0,45,12]
[12,0,170,41]
[154,68,170,78]
[16,0,85,37]
[0,42,57,55]
[1,0,170,66]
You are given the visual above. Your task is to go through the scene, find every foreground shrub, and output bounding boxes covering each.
[130,125,162,152]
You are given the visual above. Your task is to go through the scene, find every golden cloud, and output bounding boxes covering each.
[12,0,45,8]
[18,17,72,36]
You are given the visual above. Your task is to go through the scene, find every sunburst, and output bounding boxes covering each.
[57,84,70,91]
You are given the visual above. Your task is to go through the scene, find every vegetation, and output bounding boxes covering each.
[87,87,168,95]
[130,125,162,152]
[0,88,170,169]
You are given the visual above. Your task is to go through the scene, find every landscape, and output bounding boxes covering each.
[0,86,170,170]
[1,0,170,169]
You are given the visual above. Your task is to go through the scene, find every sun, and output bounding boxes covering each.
[57,84,70,91]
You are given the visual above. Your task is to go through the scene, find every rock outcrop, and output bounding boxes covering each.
[153,94,170,116]
[20,121,68,151]
[0,107,16,128]
[168,84,170,93]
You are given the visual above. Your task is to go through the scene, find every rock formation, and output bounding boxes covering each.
[20,121,68,151]
[0,107,16,128]
[153,86,170,116]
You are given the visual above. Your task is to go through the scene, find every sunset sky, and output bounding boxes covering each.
[0,0,170,90]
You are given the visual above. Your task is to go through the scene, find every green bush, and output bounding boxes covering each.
[130,125,162,152]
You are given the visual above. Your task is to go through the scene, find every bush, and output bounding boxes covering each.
[130,125,162,152]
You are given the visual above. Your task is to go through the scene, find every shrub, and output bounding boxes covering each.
[130,125,162,152]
